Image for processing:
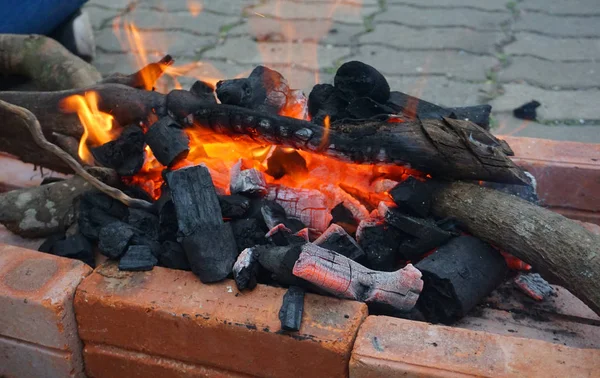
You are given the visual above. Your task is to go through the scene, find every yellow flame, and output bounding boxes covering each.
[60,92,117,164]
[318,115,331,151]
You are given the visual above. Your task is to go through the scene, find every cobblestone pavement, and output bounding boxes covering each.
[85,0,600,142]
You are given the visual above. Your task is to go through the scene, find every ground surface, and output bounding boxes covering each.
[85,0,600,143]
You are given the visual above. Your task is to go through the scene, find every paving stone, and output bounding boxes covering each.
[505,32,600,61]
[74,263,368,378]
[86,0,134,10]
[498,56,600,89]
[95,28,216,57]
[385,76,486,107]
[203,36,350,71]
[350,316,600,378]
[360,24,505,55]
[514,12,600,38]
[230,18,364,45]
[84,344,250,378]
[124,8,240,35]
[387,0,507,11]
[138,0,261,15]
[353,46,495,82]
[0,244,92,378]
[375,5,510,30]
[85,5,123,30]
[250,0,379,24]
[494,114,600,144]
[490,84,600,121]
[91,52,140,77]
[521,0,600,16]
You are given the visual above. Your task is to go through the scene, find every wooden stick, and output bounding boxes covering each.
[431,181,600,315]
[0,99,153,210]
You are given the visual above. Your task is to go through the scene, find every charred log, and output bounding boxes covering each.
[431,181,600,315]
[293,243,423,312]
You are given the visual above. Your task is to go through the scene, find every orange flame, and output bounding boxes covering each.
[60,92,117,164]
[187,0,203,17]
[318,115,331,151]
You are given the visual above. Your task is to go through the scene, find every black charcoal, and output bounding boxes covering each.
[257,244,304,286]
[514,272,553,301]
[39,232,95,267]
[232,247,260,290]
[307,84,348,125]
[279,286,305,331]
[356,219,407,271]
[230,160,267,196]
[513,100,541,121]
[218,195,251,219]
[389,177,433,218]
[118,245,158,271]
[231,218,268,251]
[416,236,508,324]
[145,116,190,167]
[334,61,390,104]
[314,224,364,261]
[127,208,159,241]
[158,241,190,271]
[98,221,136,259]
[91,126,145,176]
[265,147,308,180]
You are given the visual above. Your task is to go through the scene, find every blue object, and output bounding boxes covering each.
[0,0,88,35]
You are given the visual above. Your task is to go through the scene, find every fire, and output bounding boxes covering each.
[60,92,118,164]
[318,115,331,151]
[187,0,203,17]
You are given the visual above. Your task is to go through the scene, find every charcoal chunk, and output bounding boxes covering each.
[39,233,95,267]
[231,218,268,251]
[145,116,190,167]
[218,195,251,219]
[513,100,541,121]
[119,245,158,271]
[181,223,238,283]
[334,61,390,103]
[257,244,304,286]
[307,84,348,124]
[265,147,308,180]
[514,272,553,301]
[345,97,396,119]
[230,161,267,197]
[159,241,190,271]
[356,220,406,271]
[232,247,260,290]
[314,224,364,261]
[279,286,305,331]
[98,222,136,259]
[190,80,217,103]
[91,126,145,176]
[127,208,159,240]
[389,177,433,218]
[330,202,359,235]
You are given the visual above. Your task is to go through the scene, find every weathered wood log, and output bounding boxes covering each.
[293,243,423,312]
[0,34,102,90]
[431,181,600,315]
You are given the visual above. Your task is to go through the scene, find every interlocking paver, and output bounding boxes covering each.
[499,56,600,89]
[490,84,600,121]
[514,12,600,38]
[86,5,122,30]
[505,32,600,61]
[354,46,496,82]
[387,0,507,11]
[374,5,510,30]
[521,0,600,16]
[124,8,240,35]
[385,76,486,107]
[359,24,505,55]
[250,0,378,24]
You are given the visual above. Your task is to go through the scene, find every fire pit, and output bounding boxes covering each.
[0,26,599,377]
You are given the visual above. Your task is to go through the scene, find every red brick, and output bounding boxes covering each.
[505,136,600,224]
[350,316,600,378]
[84,343,251,378]
[0,244,92,378]
[75,263,368,378]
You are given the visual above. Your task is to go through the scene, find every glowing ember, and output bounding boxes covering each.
[60,91,118,164]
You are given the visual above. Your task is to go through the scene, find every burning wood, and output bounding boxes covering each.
[266,186,332,232]
[314,223,365,261]
[145,116,190,167]
[230,160,267,196]
[293,243,423,312]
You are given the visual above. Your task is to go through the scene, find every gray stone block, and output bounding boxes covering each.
[85,5,122,30]
[521,0,600,16]
[385,76,486,107]
[360,24,506,54]
[490,84,600,121]
[514,12,600,38]
[375,5,510,30]
[387,0,507,11]
[250,0,378,24]
[505,33,600,61]
[126,8,239,35]
[498,56,600,89]
[353,46,496,82]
